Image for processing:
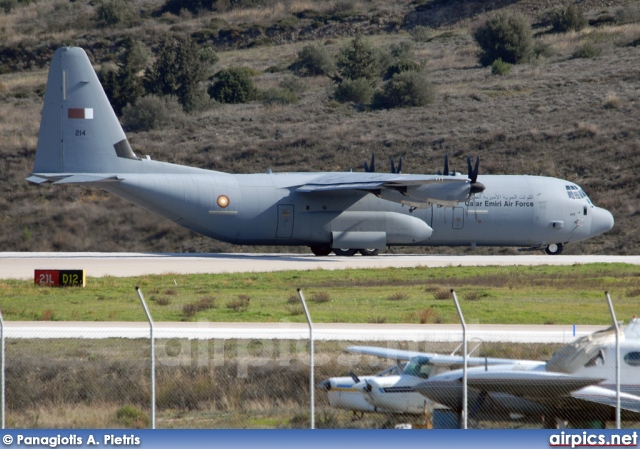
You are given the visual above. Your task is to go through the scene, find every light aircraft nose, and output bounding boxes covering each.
[590,207,614,237]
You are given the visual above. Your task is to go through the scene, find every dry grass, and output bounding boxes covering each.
[432,288,451,300]
[0,0,639,256]
[387,292,409,301]
[310,291,331,303]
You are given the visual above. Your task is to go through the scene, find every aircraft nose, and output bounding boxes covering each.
[590,207,614,237]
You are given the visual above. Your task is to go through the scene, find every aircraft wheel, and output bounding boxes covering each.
[359,248,379,256]
[333,248,357,256]
[310,245,332,256]
[545,243,563,255]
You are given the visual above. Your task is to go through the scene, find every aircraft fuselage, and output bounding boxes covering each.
[103,165,613,253]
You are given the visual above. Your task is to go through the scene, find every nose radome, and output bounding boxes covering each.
[590,207,614,237]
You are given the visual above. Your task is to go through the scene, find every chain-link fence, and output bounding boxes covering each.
[1,293,638,429]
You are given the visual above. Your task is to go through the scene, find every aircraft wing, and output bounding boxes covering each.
[346,346,526,367]
[347,345,433,360]
[295,173,466,192]
[295,172,478,207]
[466,371,640,416]
[466,370,604,399]
[571,385,640,414]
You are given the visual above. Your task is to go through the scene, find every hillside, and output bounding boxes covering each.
[1,0,639,255]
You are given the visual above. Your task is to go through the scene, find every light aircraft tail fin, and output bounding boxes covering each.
[32,47,138,177]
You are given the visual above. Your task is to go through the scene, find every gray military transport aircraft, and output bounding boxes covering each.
[28,47,614,256]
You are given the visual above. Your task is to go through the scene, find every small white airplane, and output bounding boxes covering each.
[319,345,529,417]
[28,47,614,256]
[415,317,640,428]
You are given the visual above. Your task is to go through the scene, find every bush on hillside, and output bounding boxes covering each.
[548,5,587,33]
[289,43,335,77]
[572,42,601,59]
[491,58,512,76]
[208,67,257,104]
[96,0,140,28]
[121,95,185,132]
[333,77,374,104]
[474,12,533,66]
[145,35,218,113]
[372,71,435,109]
[336,32,380,84]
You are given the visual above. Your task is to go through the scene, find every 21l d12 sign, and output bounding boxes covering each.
[35,269,86,287]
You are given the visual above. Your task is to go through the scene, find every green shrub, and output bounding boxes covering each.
[289,43,335,76]
[99,38,147,116]
[572,42,601,59]
[474,12,534,66]
[208,67,257,104]
[0,0,36,13]
[96,0,139,28]
[491,58,512,76]
[278,75,305,94]
[372,71,435,109]
[615,3,640,24]
[226,295,250,312]
[336,32,380,84]
[116,405,148,428]
[548,5,587,33]
[144,35,217,113]
[383,59,421,81]
[121,95,185,132]
[333,77,374,104]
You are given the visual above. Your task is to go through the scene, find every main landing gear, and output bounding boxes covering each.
[309,245,380,257]
[519,243,564,255]
[545,243,563,255]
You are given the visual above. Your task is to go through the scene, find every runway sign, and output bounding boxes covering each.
[35,269,86,287]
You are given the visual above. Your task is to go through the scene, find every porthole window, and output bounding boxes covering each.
[624,351,640,367]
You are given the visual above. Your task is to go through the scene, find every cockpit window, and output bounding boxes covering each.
[403,357,433,379]
[624,352,640,367]
[585,349,605,367]
[566,185,592,204]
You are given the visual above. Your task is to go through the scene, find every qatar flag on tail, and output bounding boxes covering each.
[68,107,93,119]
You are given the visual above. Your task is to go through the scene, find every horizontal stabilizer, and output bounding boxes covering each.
[53,174,121,184]
[25,175,50,184]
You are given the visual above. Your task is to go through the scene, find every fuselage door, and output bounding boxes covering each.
[276,204,294,238]
[452,207,464,229]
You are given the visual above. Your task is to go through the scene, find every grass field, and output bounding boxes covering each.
[1,263,639,325]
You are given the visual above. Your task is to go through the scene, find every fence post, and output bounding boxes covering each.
[136,287,155,429]
[451,290,467,429]
[297,289,314,429]
[0,309,4,429]
[605,291,621,429]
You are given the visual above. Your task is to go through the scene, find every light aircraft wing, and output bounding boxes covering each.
[347,346,526,368]
[571,386,640,414]
[466,370,640,416]
[466,370,604,399]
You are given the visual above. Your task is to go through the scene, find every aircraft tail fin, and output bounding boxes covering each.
[32,47,138,177]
